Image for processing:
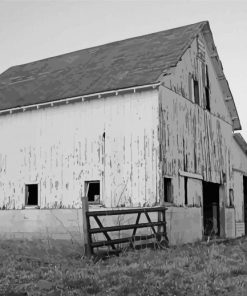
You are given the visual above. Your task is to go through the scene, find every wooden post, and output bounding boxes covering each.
[159,199,168,246]
[81,196,91,256]
[158,200,164,239]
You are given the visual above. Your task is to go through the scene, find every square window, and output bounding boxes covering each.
[25,184,38,206]
[85,181,100,203]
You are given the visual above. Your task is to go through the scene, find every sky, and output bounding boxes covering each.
[0,0,247,137]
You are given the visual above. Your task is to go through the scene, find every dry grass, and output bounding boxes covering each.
[1,237,247,295]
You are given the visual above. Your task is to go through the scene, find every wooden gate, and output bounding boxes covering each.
[82,199,168,255]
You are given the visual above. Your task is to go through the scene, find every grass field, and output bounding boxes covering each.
[1,237,247,296]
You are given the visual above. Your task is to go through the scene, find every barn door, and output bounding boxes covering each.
[243,176,247,235]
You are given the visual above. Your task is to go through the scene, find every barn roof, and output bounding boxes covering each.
[0,21,241,130]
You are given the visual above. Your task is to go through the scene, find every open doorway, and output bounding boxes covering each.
[203,181,220,236]
[243,176,247,235]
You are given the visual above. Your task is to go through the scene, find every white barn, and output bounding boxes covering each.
[0,21,246,244]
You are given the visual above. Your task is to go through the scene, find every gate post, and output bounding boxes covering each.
[81,196,91,256]
[159,200,168,246]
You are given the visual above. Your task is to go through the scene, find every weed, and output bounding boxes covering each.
[1,237,247,295]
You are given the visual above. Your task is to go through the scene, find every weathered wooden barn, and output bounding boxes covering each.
[0,21,246,244]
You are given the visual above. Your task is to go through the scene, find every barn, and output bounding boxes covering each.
[0,21,246,244]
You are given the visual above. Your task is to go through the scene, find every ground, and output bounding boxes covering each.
[1,237,247,295]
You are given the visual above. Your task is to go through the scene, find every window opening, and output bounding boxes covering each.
[85,181,100,203]
[229,189,234,207]
[205,87,210,110]
[205,65,210,111]
[193,79,200,105]
[184,177,188,205]
[25,184,38,206]
[164,178,172,202]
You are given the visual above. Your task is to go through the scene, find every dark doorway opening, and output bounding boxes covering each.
[25,184,38,206]
[243,176,247,235]
[203,181,220,236]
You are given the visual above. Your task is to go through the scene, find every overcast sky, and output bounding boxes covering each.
[0,0,246,137]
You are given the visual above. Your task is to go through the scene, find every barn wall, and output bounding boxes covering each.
[0,206,202,245]
[0,208,84,241]
[232,139,247,175]
[225,207,236,238]
[159,36,233,207]
[232,139,247,235]
[0,89,159,209]
[166,207,202,244]
[233,171,244,223]
[162,37,232,125]
[159,86,232,205]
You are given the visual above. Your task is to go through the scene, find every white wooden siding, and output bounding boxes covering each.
[0,90,159,209]
[232,139,247,222]
[159,36,234,205]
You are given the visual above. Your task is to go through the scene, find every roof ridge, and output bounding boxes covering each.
[170,21,208,69]
[154,21,208,82]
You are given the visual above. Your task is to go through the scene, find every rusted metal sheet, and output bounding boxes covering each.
[0,90,159,209]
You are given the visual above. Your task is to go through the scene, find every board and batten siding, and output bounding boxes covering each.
[0,90,159,209]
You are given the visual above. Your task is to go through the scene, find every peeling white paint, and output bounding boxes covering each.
[158,36,234,208]
[0,90,159,209]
